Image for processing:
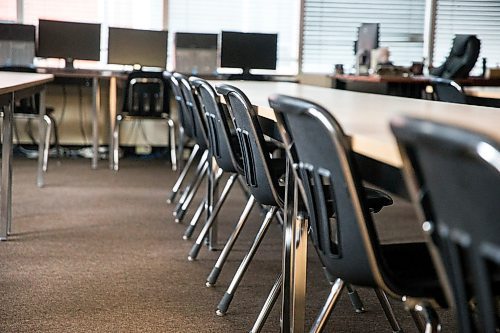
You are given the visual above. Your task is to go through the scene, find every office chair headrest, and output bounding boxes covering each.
[450,35,479,56]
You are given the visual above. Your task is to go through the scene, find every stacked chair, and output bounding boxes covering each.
[112,70,176,171]
[269,94,448,332]
[391,116,500,333]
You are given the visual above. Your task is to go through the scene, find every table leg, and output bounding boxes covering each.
[109,76,117,170]
[37,87,47,188]
[91,77,100,169]
[281,169,308,333]
[1,93,14,240]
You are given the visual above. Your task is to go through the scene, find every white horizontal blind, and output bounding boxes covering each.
[434,0,500,75]
[302,0,425,73]
[168,0,301,74]
[23,0,100,25]
[0,0,17,22]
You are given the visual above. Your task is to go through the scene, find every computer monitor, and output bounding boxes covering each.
[108,27,168,69]
[0,23,36,67]
[174,32,218,75]
[357,23,379,53]
[37,19,101,69]
[220,31,278,76]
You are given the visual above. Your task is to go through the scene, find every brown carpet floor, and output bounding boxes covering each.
[0,158,456,332]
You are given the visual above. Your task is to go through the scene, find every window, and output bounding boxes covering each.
[302,0,425,73]
[168,0,301,74]
[0,0,17,22]
[433,0,500,75]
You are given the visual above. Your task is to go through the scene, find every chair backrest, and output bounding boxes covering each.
[430,35,480,79]
[216,84,283,207]
[269,93,385,287]
[164,71,195,139]
[190,77,242,174]
[430,78,467,104]
[391,116,500,333]
[173,73,208,150]
[123,70,169,117]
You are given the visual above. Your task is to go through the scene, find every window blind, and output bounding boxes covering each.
[434,0,500,75]
[168,0,301,74]
[302,0,425,73]
[0,0,17,22]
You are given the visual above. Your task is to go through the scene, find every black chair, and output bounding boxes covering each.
[0,66,58,172]
[164,72,210,210]
[211,83,287,316]
[391,116,500,333]
[270,94,447,332]
[430,35,480,80]
[184,77,244,245]
[112,70,176,171]
[430,78,468,104]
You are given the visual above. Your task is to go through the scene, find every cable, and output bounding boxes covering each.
[78,85,88,144]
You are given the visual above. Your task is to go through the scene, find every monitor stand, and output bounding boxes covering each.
[227,68,270,81]
[65,58,75,70]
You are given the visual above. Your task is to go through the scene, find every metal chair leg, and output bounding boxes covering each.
[250,273,283,333]
[177,126,185,171]
[206,196,256,287]
[42,115,51,172]
[167,144,200,204]
[173,149,208,216]
[174,160,209,222]
[410,302,441,333]
[309,279,345,333]
[167,117,177,172]
[112,115,122,171]
[216,207,277,316]
[187,173,238,260]
[183,197,206,240]
[374,288,403,333]
[346,284,365,313]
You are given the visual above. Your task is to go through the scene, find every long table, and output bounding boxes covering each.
[212,80,500,332]
[0,72,54,240]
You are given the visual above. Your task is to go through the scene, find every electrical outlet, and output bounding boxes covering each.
[135,144,152,155]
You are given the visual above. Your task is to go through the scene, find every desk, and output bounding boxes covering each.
[213,81,500,332]
[332,74,500,99]
[37,68,128,169]
[0,72,54,240]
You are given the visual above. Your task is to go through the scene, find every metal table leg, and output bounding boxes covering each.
[1,93,14,240]
[37,87,47,188]
[109,76,117,170]
[281,168,308,333]
[91,77,100,169]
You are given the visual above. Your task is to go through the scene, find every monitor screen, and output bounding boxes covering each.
[108,27,168,68]
[220,31,278,71]
[357,23,379,52]
[0,23,36,66]
[37,20,101,62]
[175,32,218,49]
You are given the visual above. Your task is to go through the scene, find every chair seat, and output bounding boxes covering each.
[380,242,447,307]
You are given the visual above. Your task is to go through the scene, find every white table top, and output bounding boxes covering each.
[0,72,54,95]
[212,81,500,167]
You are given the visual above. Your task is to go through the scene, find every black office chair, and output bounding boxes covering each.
[112,70,176,171]
[391,116,500,333]
[430,78,468,104]
[270,94,447,332]
[0,66,58,172]
[430,35,480,80]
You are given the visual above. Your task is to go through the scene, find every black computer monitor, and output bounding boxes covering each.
[108,27,168,69]
[37,19,101,69]
[357,23,379,53]
[175,32,218,50]
[0,23,36,66]
[220,31,278,76]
